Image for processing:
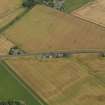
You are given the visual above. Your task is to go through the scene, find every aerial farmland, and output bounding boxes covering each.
[73,0,105,27]
[4,55,105,105]
[0,0,105,105]
[3,5,105,53]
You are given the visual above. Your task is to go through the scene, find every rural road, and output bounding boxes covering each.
[0,49,105,60]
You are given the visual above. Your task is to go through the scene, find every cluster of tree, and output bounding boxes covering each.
[22,0,39,8]
[0,101,25,105]
[22,0,54,8]
[22,0,65,11]
[43,0,54,7]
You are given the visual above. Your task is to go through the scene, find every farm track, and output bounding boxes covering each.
[0,49,105,60]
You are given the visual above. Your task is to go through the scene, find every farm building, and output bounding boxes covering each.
[53,0,65,10]
[9,46,25,55]
[38,51,70,59]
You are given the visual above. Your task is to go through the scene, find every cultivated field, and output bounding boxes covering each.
[70,75,105,105]
[0,8,25,30]
[75,54,105,83]
[0,0,22,14]
[73,0,105,27]
[0,36,14,55]
[0,0,25,30]
[0,62,42,105]
[3,5,105,53]
[5,56,105,105]
[1,0,105,105]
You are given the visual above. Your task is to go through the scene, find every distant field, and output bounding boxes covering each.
[5,56,105,105]
[0,61,43,105]
[5,57,88,105]
[0,36,14,55]
[75,54,105,84]
[0,0,22,14]
[0,8,25,30]
[4,5,105,53]
[70,75,105,105]
[73,0,105,27]
[0,0,24,30]
[64,0,94,13]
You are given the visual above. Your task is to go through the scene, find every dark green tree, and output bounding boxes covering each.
[22,0,40,8]
[22,0,54,8]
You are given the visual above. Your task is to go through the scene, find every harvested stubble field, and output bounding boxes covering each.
[0,36,14,55]
[73,0,105,27]
[5,56,105,105]
[3,5,105,53]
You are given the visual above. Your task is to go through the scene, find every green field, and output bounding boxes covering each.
[0,62,43,105]
[64,0,94,13]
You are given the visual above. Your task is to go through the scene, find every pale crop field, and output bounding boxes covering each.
[0,36,14,55]
[75,55,105,73]
[75,54,105,86]
[70,75,105,105]
[0,0,22,14]
[5,55,105,105]
[0,0,24,29]
[0,8,25,30]
[4,5,105,53]
[73,0,105,27]
[5,57,89,105]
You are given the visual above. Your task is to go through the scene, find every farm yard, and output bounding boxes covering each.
[4,55,105,105]
[0,36,14,55]
[3,5,105,53]
[73,0,105,27]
